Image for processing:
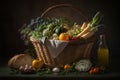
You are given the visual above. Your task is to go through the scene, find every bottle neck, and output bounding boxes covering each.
[99,35,107,48]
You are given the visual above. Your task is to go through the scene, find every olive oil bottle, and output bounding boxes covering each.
[97,34,109,67]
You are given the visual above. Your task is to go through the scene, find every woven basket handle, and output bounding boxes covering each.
[41,4,88,22]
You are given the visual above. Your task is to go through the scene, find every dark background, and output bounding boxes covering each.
[0,0,120,72]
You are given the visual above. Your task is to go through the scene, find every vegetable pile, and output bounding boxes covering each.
[19,17,73,44]
[19,11,103,44]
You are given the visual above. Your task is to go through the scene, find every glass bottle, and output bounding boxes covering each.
[97,34,109,67]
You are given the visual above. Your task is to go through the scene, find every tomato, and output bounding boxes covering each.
[89,67,100,74]
[69,36,80,41]
[93,67,99,73]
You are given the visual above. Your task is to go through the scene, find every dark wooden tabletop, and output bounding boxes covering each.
[0,66,120,80]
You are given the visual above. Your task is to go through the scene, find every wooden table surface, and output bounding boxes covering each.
[0,66,120,80]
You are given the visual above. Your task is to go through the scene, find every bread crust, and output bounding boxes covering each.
[8,54,34,69]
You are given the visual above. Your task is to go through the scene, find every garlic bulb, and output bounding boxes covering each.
[75,59,92,72]
[52,67,60,73]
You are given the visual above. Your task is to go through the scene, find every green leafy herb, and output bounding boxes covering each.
[89,11,104,27]
[19,17,73,45]
[89,11,104,32]
[9,68,19,75]
[37,68,52,75]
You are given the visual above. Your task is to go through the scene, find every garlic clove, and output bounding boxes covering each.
[19,66,24,71]
[52,67,60,73]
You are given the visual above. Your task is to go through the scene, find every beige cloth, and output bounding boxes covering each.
[40,37,68,58]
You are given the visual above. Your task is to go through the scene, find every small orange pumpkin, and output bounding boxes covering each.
[64,64,71,70]
[32,58,44,69]
[59,33,69,41]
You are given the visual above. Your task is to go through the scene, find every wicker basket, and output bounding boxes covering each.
[30,4,96,67]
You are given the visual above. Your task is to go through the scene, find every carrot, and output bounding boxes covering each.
[81,30,95,39]
[76,11,103,39]
[76,23,91,37]
[78,24,103,39]
[80,22,88,30]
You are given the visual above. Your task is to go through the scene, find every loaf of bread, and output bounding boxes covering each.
[8,54,34,69]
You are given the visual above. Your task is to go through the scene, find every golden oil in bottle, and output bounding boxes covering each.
[97,34,109,67]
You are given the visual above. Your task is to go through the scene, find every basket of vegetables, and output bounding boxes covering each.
[19,4,103,67]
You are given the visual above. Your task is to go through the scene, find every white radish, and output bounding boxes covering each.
[80,22,88,30]
[76,11,103,39]
[76,23,91,37]
[81,31,95,39]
